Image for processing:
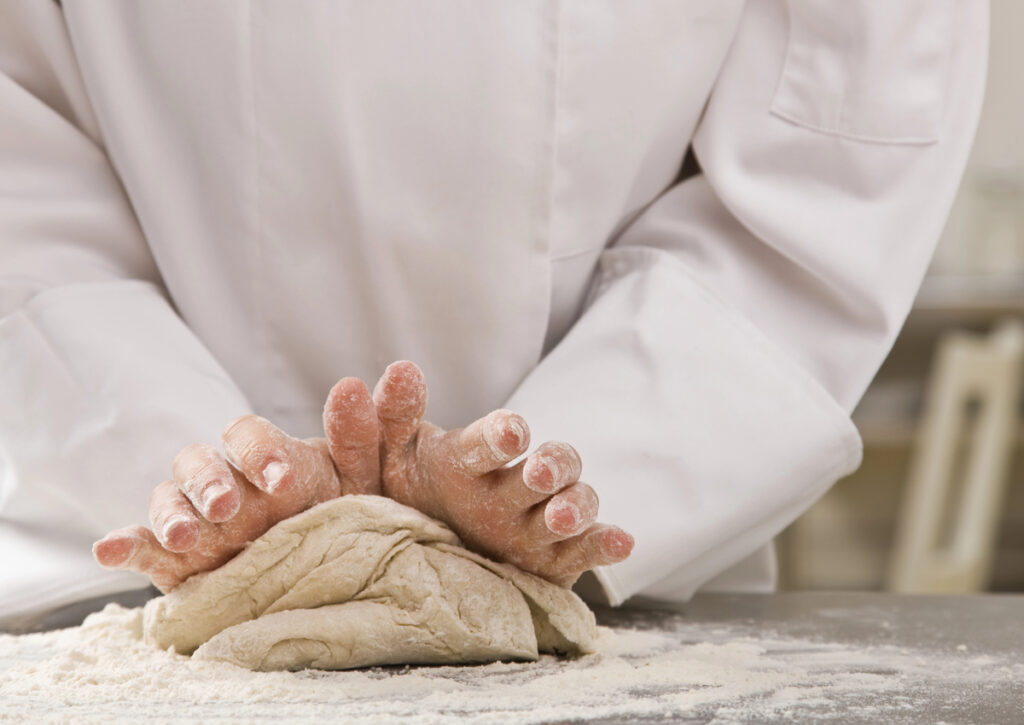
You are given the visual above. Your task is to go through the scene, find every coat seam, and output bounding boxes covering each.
[532,0,567,357]
[245,2,270,409]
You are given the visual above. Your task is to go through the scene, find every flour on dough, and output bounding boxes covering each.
[143,495,598,671]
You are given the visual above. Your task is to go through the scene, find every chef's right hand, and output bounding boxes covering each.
[92,404,378,591]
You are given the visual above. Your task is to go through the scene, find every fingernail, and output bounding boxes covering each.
[523,456,556,492]
[93,535,140,567]
[505,417,527,448]
[262,461,289,492]
[162,515,195,544]
[546,501,582,536]
[606,531,635,559]
[486,414,527,456]
[201,482,238,520]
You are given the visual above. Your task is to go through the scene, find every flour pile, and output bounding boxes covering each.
[3,602,1022,723]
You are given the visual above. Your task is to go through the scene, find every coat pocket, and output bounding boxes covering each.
[770,0,956,145]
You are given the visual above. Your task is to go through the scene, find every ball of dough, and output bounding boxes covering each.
[143,495,598,671]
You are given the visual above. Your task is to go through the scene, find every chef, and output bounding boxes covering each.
[0,0,987,626]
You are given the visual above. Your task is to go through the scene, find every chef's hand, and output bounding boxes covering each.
[94,360,633,592]
[92,399,379,591]
[332,361,634,588]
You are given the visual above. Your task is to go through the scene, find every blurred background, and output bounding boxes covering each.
[777,0,1024,594]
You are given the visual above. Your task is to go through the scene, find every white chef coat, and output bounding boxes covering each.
[0,0,987,625]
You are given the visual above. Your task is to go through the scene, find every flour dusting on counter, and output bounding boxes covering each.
[1,603,1020,723]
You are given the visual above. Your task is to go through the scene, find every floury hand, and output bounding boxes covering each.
[340,361,634,587]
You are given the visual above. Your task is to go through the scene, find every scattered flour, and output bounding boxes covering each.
[1,603,1020,724]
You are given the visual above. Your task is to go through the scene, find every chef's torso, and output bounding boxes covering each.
[62,0,743,434]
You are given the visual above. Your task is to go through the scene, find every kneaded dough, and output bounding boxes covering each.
[143,495,598,671]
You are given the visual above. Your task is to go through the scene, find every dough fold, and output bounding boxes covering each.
[143,495,598,670]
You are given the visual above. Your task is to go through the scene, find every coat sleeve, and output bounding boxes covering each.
[505,0,988,605]
[0,2,251,625]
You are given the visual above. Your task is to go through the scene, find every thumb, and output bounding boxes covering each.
[323,376,381,495]
[372,360,428,466]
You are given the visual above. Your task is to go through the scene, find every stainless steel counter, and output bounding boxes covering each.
[1,591,1021,723]
[595,591,1024,723]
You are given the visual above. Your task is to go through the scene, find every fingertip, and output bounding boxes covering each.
[485,411,530,458]
[451,410,532,478]
[325,377,373,422]
[326,375,371,401]
[93,535,138,568]
[600,527,635,562]
[220,415,295,494]
[324,377,379,452]
[373,360,427,419]
[387,360,423,382]
[92,536,133,565]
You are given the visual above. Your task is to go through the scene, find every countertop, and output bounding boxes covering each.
[598,591,1024,723]
[1,591,1021,723]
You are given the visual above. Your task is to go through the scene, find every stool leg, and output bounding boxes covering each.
[888,321,1024,593]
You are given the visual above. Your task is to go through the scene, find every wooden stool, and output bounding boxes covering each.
[888,320,1024,592]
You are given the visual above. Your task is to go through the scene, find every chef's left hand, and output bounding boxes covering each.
[326,361,634,587]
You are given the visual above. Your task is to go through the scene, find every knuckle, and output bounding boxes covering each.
[222,418,278,465]
[234,439,274,470]
[177,442,210,460]
[148,479,173,508]
[222,414,265,442]
[174,443,216,476]
[182,460,228,494]
[223,414,251,436]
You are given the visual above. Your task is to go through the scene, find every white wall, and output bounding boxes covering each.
[933,0,1024,274]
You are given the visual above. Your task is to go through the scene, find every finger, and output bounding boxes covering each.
[221,414,296,494]
[172,443,240,522]
[541,482,599,538]
[372,360,427,458]
[92,525,193,592]
[324,377,380,495]
[491,441,585,511]
[521,441,582,495]
[93,526,146,569]
[547,524,635,587]
[449,409,530,478]
[517,482,599,546]
[148,480,201,553]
